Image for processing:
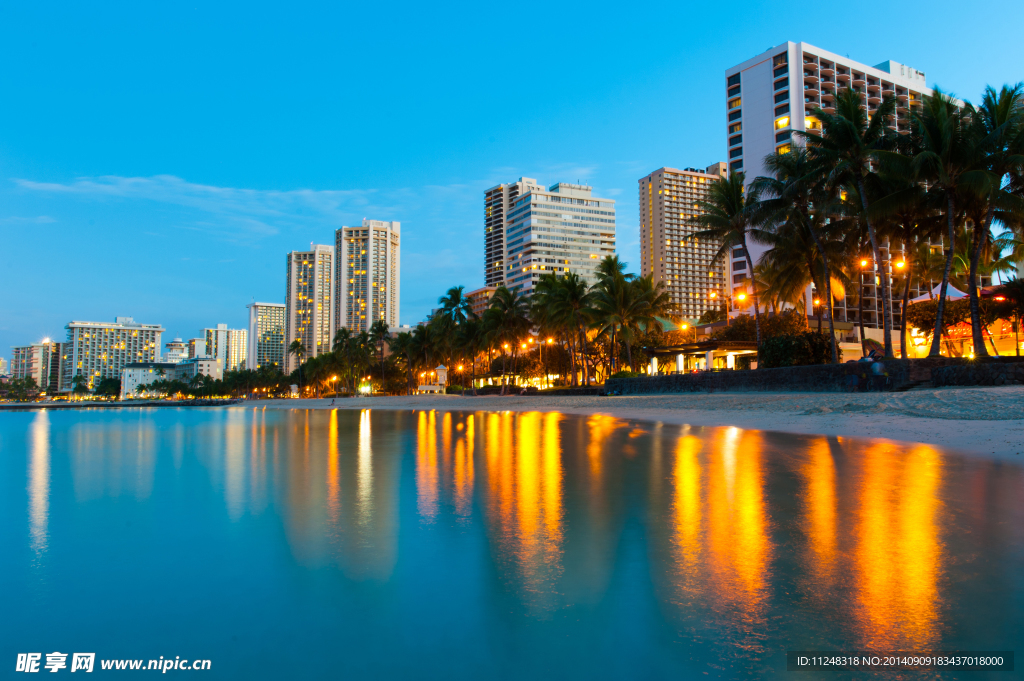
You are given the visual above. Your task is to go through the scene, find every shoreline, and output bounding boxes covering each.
[257,388,1024,462]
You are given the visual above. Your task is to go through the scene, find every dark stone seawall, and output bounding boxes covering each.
[604,358,1020,394]
[932,360,1024,387]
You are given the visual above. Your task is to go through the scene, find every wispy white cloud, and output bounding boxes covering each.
[0,215,56,224]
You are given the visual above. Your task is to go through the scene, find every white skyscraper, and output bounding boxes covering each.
[335,219,401,334]
[724,41,935,325]
[484,178,616,294]
[285,244,334,373]
[247,302,286,370]
[204,323,248,372]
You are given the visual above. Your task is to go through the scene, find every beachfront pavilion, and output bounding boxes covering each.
[644,340,759,373]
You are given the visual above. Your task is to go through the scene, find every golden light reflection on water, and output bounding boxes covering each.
[853,442,943,649]
[31,407,986,652]
[482,412,565,614]
[28,410,50,559]
[801,438,837,588]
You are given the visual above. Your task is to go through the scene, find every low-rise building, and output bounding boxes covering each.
[119,357,223,399]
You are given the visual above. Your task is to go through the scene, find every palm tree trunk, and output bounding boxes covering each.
[806,224,839,363]
[900,271,912,358]
[968,202,995,358]
[858,273,866,357]
[741,236,762,365]
[858,179,894,357]
[929,197,957,357]
[577,317,591,386]
[625,332,633,371]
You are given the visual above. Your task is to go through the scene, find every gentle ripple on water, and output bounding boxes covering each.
[1,407,1021,679]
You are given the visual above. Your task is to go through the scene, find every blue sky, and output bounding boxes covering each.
[2,1,1022,354]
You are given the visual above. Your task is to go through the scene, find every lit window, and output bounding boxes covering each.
[775,116,790,130]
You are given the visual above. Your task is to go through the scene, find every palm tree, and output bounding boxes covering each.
[908,88,976,357]
[483,285,531,393]
[963,84,1024,355]
[388,331,415,395]
[800,87,899,357]
[438,285,473,325]
[288,340,306,384]
[752,147,845,362]
[456,317,485,395]
[370,318,390,392]
[550,272,595,385]
[687,171,765,359]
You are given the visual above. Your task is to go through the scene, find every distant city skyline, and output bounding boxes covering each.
[3,2,1021,354]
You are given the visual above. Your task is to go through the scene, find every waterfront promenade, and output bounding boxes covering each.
[261,386,1024,460]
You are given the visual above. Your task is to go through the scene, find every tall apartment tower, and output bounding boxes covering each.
[335,219,400,335]
[203,323,248,372]
[62,317,164,391]
[246,302,286,370]
[725,41,934,322]
[639,164,728,321]
[285,244,334,374]
[10,341,65,393]
[484,178,616,294]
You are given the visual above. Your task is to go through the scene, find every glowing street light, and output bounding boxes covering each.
[895,261,905,269]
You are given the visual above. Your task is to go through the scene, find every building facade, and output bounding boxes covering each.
[335,219,400,335]
[285,244,335,374]
[203,323,247,372]
[10,341,65,393]
[119,358,222,399]
[246,302,286,371]
[163,338,188,364]
[639,164,728,321]
[724,41,934,327]
[62,317,164,392]
[465,286,497,319]
[485,178,616,295]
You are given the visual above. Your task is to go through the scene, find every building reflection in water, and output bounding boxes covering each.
[28,410,51,560]
[19,405,1023,661]
[68,412,157,502]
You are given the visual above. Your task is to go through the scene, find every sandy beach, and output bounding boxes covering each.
[258,386,1024,461]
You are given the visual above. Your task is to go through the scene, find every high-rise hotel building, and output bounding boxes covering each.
[335,219,400,334]
[62,317,164,391]
[246,302,286,370]
[725,41,933,321]
[639,164,727,320]
[10,340,66,394]
[285,244,334,374]
[203,323,248,372]
[484,178,616,294]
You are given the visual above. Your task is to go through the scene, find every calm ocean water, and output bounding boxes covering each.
[1,407,1021,679]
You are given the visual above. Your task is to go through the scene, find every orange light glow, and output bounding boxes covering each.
[895,261,905,269]
[860,259,869,267]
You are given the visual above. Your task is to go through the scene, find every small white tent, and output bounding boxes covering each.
[909,284,968,304]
